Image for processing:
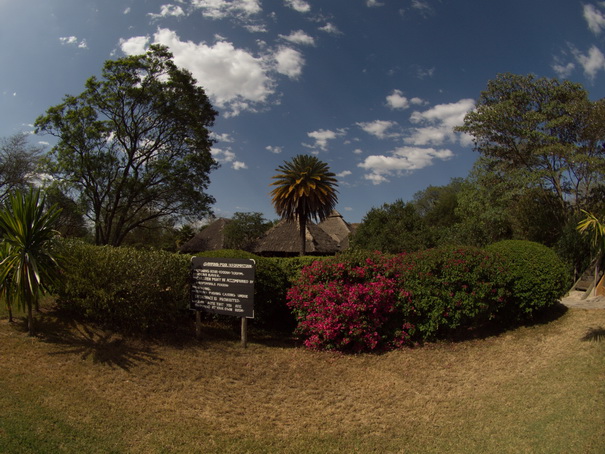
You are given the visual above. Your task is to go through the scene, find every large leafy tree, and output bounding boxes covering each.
[351,200,430,253]
[35,45,218,246]
[0,190,62,335]
[0,133,43,202]
[270,154,338,256]
[224,212,273,252]
[456,73,605,224]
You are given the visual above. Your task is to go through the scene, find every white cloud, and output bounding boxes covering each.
[285,0,311,13]
[584,3,605,34]
[59,36,88,49]
[573,45,605,79]
[385,90,423,110]
[119,35,150,55]
[149,4,186,19]
[407,98,475,146]
[279,30,315,46]
[211,132,235,143]
[266,145,282,154]
[337,170,352,178]
[192,0,261,19]
[211,147,247,170]
[353,148,363,155]
[121,29,274,116]
[273,46,304,79]
[411,0,434,16]
[358,147,453,185]
[319,22,341,34]
[357,120,399,140]
[124,7,131,14]
[305,129,344,151]
[366,0,384,6]
[552,60,576,78]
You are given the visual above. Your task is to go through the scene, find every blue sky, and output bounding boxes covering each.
[1,0,605,223]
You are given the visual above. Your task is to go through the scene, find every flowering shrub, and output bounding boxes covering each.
[288,247,511,352]
[287,253,414,352]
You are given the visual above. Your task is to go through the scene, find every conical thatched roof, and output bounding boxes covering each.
[317,210,354,250]
[179,218,231,254]
[253,219,340,256]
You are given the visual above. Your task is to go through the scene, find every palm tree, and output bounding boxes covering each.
[270,154,338,256]
[0,189,63,335]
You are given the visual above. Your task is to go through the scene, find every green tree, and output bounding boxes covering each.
[0,133,43,202]
[270,154,338,256]
[0,190,62,335]
[35,45,218,246]
[224,212,272,252]
[456,73,605,223]
[351,200,430,253]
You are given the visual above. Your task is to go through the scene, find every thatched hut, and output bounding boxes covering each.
[317,210,354,250]
[179,218,231,254]
[253,219,340,256]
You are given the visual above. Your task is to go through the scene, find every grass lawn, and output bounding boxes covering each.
[0,302,604,453]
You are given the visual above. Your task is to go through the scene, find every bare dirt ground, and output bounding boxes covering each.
[561,290,605,309]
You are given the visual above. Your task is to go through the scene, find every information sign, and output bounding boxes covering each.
[190,257,255,318]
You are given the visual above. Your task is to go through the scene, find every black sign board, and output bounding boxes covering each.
[190,257,255,318]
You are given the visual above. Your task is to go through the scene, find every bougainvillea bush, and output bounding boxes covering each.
[287,247,512,352]
[287,252,413,352]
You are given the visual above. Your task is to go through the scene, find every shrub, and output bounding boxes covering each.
[55,239,190,333]
[486,240,571,322]
[287,252,414,352]
[391,246,510,341]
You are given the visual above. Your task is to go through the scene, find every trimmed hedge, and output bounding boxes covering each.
[486,240,570,322]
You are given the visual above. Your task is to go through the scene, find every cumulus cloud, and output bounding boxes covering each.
[357,120,400,140]
[337,170,352,178]
[305,129,345,151]
[406,98,475,146]
[211,132,235,143]
[385,90,425,110]
[192,0,261,19]
[279,30,315,46]
[211,147,247,170]
[59,36,88,49]
[149,4,186,19]
[584,3,605,34]
[366,0,384,6]
[273,46,305,78]
[358,147,454,185]
[319,22,341,34]
[266,145,282,154]
[285,0,311,13]
[573,45,605,79]
[121,29,275,116]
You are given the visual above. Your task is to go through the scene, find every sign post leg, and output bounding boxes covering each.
[196,310,202,340]
[241,317,248,348]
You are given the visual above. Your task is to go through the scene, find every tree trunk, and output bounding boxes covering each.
[27,301,34,336]
[298,216,306,257]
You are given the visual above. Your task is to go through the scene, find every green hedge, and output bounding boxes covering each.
[486,240,570,322]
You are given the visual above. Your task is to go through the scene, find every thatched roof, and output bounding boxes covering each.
[179,218,231,254]
[253,219,340,256]
[317,210,354,250]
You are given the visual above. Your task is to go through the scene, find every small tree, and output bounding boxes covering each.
[270,155,338,256]
[0,190,63,335]
[224,212,272,252]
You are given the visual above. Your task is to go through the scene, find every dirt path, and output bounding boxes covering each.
[561,290,605,309]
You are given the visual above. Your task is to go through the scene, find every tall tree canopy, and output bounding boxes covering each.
[0,133,43,202]
[35,45,218,246]
[456,73,605,219]
[270,154,338,256]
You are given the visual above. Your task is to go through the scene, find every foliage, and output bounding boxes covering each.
[555,214,593,279]
[35,45,218,246]
[577,210,605,253]
[456,73,605,225]
[44,186,89,239]
[0,133,43,203]
[287,252,413,352]
[223,212,273,252]
[54,239,190,333]
[486,240,570,322]
[270,154,338,256]
[351,199,430,253]
[0,189,63,334]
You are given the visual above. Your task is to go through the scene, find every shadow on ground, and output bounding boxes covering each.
[29,312,162,371]
[581,326,605,342]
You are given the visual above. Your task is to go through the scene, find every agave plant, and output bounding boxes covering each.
[0,189,62,335]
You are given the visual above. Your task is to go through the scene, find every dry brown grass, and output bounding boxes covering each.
[0,304,604,453]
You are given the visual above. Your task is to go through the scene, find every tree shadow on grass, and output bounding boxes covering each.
[581,326,605,342]
[32,312,162,372]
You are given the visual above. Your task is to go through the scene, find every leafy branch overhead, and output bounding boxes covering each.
[35,45,218,246]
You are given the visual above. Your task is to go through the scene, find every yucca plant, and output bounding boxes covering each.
[0,189,63,335]
[577,209,605,295]
[270,154,338,256]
